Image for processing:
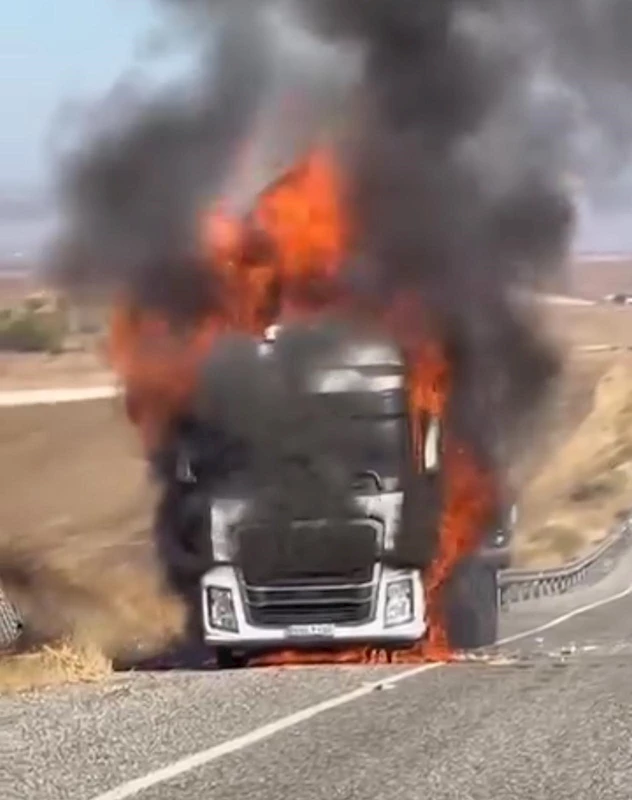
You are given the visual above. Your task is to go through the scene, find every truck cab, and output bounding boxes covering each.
[201,324,427,664]
[155,324,510,665]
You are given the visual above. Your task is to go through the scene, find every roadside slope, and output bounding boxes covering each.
[516,355,632,566]
[0,398,183,658]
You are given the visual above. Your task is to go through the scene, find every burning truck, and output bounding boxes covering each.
[53,0,579,667]
[109,152,511,667]
[151,320,514,668]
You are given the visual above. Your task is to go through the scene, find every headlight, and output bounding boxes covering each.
[384,578,414,627]
[207,587,238,632]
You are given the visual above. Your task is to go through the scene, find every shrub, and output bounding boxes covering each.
[0,308,66,354]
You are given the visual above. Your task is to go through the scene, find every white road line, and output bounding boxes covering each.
[90,581,632,800]
[539,293,595,307]
[0,386,119,407]
[496,581,632,646]
[90,663,442,800]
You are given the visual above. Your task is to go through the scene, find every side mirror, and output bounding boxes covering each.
[176,450,197,484]
[509,503,518,528]
[423,415,441,473]
[412,412,442,475]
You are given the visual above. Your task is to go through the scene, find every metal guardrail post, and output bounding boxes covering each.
[499,516,632,611]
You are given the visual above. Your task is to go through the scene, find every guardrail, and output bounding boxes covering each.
[1,516,631,653]
[499,515,632,608]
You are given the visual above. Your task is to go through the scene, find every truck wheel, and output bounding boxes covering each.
[445,557,498,650]
[215,647,248,670]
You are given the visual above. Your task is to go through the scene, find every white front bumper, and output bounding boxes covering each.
[200,564,426,650]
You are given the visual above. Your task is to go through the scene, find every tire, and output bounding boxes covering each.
[215,647,248,670]
[445,557,499,650]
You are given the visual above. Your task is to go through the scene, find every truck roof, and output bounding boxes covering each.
[261,323,404,367]
[259,323,405,395]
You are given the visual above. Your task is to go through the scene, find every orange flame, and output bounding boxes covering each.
[107,145,495,663]
[109,149,348,448]
[108,302,225,451]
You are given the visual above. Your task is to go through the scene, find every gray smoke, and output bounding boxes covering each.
[290,0,632,455]
[51,0,632,455]
[193,321,373,518]
[301,0,632,197]
[517,0,632,208]
[51,1,357,296]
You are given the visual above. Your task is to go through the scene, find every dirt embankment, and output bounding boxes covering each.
[0,351,113,391]
[0,399,184,674]
[515,353,632,566]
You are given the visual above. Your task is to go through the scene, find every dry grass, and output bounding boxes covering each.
[507,290,632,566]
[0,399,187,694]
[0,641,112,695]
[515,353,632,566]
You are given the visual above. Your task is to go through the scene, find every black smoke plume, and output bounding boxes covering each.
[51,0,632,445]
[51,1,356,296]
[50,1,632,595]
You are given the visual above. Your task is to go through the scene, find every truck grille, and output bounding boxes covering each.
[236,520,380,586]
[243,578,376,627]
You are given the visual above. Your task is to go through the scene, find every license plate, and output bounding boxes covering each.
[285,623,335,639]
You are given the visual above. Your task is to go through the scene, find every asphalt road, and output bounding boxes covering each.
[4,547,632,800]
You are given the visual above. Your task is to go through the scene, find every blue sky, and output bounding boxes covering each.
[0,0,161,260]
[0,0,629,260]
[2,0,157,190]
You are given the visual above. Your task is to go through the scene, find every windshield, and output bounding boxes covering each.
[178,388,409,495]
[317,387,409,491]
[346,415,408,491]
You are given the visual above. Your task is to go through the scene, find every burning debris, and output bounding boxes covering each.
[50,0,632,663]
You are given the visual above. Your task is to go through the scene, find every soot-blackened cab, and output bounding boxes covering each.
[156,324,506,666]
